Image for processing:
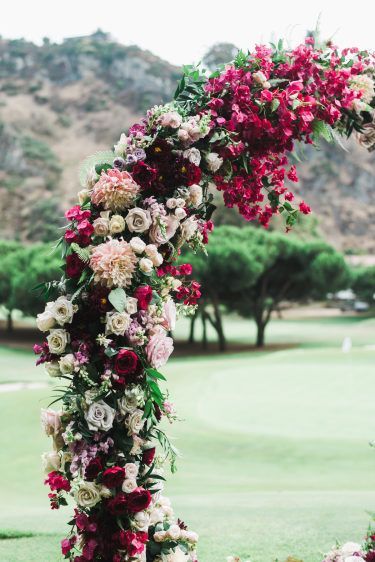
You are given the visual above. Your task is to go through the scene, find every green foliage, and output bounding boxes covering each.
[0,242,62,316]
[352,266,375,303]
[20,135,61,174]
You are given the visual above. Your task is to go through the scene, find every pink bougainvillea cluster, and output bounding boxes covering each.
[35,38,374,562]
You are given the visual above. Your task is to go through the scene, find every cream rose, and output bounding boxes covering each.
[45,361,61,378]
[105,311,131,336]
[175,207,187,221]
[93,216,110,237]
[183,147,201,166]
[206,152,223,172]
[125,409,145,436]
[139,257,154,274]
[75,481,102,508]
[132,510,150,531]
[188,184,203,207]
[153,530,167,542]
[130,237,147,254]
[36,309,55,332]
[145,245,163,267]
[166,524,181,541]
[122,478,137,493]
[85,400,115,432]
[109,214,126,234]
[47,329,70,355]
[124,462,139,479]
[52,296,75,326]
[41,451,61,473]
[125,297,138,315]
[41,408,61,437]
[166,198,177,209]
[125,208,152,233]
[180,216,198,241]
[59,353,75,375]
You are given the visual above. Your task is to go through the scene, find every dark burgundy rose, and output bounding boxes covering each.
[366,552,375,562]
[85,457,103,481]
[146,138,173,162]
[131,161,157,188]
[114,350,141,377]
[126,487,152,514]
[134,285,153,310]
[89,287,110,313]
[101,466,125,489]
[106,493,128,515]
[66,253,85,278]
[142,447,156,466]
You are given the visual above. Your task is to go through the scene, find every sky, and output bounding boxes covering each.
[1,0,374,65]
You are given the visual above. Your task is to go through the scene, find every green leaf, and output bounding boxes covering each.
[271,98,280,112]
[71,243,91,264]
[312,119,334,143]
[146,367,167,382]
[108,287,127,312]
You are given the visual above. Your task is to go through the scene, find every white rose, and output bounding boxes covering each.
[188,184,203,207]
[175,198,185,208]
[93,217,109,237]
[47,329,70,355]
[122,478,137,493]
[109,214,126,234]
[125,462,139,478]
[75,481,102,508]
[206,152,223,172]
[125,409,145,435]
[105,311,131,336]
[166,198,178,209]
[125,297,138,315]
[166,524,181,540]
[44,361,61,378]
[139,257,153,274]
[58,353,75,375]
[41,451,61,473]
[149,507,164,525]
[85,400,115,432]
[78,189,90,205]
[126,208,152,233]
[36,309,55,332]
[175,207,187,221]
[341,543,364,556]
[180,216,198,241]
[132,510,150,531]
[183,147,201,166]
[51,296,74,326]
[130,237,147,254]
[185,531,199,543]
[153,530,167,542]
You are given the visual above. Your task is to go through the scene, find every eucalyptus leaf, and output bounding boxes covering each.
[108,287,127,312]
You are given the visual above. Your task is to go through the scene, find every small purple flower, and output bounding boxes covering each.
[134,148,146,161]
[125,153,138,165]
[113,157,126,171]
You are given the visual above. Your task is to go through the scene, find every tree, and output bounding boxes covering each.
[0,240,22,331]
[184,226,267,350]
[231,233,350,347]
[352,266,375,304]
[0,243,62,332]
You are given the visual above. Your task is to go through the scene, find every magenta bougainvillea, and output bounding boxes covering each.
[35,38,374,562]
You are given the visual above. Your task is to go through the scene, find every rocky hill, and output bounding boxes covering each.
[0,31,374,252]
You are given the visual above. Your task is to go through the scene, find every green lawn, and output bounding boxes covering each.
[0,315,374,561]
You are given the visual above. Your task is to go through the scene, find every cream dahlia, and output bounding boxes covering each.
[91,168,140,211]
[90,239,138,288]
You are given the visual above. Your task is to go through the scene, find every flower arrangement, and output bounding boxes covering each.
[35,37,374,562]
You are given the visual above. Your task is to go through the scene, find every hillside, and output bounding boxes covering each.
[0,31,374,251]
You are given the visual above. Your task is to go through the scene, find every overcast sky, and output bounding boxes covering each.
[2,0,374,65]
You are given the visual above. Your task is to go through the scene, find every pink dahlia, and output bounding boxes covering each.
[90,239,137,288]
[91,168,140,212]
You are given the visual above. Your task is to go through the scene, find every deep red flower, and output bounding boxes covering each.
[107,493,128,515]
[77,219,94,238]
[299,201,311,214]
[101,466,125,488]
[366,553,375,562]
[134,285,153,310]
[65,205,91,222]
[179,263,193,276]
[114,349,142,377]
[131,161,157,188]
[126,487,152,514]
[114,530,148,557]
[66,253,85,278]
[61,536,76,556]
[85,457,103,481]
[45,471,71,493]
[142,447,156,466]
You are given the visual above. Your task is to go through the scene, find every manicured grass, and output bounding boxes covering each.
[0,316,374,561]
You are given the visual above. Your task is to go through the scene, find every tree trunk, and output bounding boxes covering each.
[201,309,208,350]
[212,299,226,352]
[189,312,197,344]
[255,320,266,348]
[6,310,13,333]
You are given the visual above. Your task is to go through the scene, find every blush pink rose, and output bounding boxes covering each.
[146,331,174,369]
[162,299,176,331]
[41,408,62,437]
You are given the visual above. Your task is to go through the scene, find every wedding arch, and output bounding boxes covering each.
[35,38,375,562]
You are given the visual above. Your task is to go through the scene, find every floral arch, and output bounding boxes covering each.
[35,38,375,562]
